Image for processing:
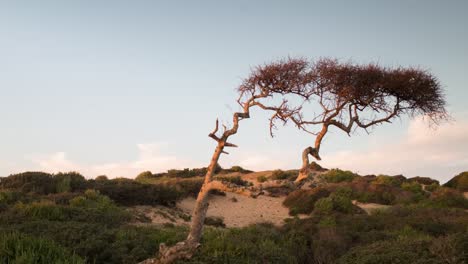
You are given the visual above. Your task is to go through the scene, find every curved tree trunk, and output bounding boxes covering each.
[295,124,327,183]
[295,146,314,183]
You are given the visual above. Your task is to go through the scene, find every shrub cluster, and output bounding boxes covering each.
[271,170,298,181]
[283,188,330,215]
[321,169,357,183]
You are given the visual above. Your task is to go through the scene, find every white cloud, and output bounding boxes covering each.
[33,143,201,178]
[321,117,468,183]
[28,117,468,183]
[33,152,80,173]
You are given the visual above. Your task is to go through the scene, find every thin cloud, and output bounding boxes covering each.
[33,142,201,178]
[321,117,468,183]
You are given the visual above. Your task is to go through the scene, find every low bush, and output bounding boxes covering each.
[271,170,298,181]
[444,171,468,192]
[216,175,251,187]
[219,166,253,174]
[0,172,56,194]
[322,169,357,183]
[0,232,84,264]
[372,175,403,187]
[91,178,181,206]
[337,238,439,264]
[314,191,356,215]
[409,176,440,186]
[187,224,311,264]
[204,216,226,228]
[257,175,268,183]
[429,187,468,209]
[283,188,330,215]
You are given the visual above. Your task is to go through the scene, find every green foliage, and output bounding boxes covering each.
[185,224,311,264]
[135,171,153,182]
[215,175,251,187]
[425,182,440,192]
[0,232,84,264]
[271,170,298,181]
[95,175,108,181]
[219,166,253,174]
[429,187,468,209]
[0,191,20,211]
[337,238,440,264]
[372,175,403,187]
[409,176,439,186]
[444,171,468,192]
[1,172,56,194]
[401,181,428,202]
[314,197,334,214]
[322,169,357,183]
[165,165,222,178]
[283,188,330,215]
[314,191,355,215]
[204,216,226,228]
[257,175,268,183]
[91,178,181,206]
[54,172,87,193]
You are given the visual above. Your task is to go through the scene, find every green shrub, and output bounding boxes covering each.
[314,197,334,214]
[135,171,153,182]
[409,176,439,186]
[444,171,468,192]
[187,224,311,264]
[322,169,357,183]
[425,183,439,193]
[216,175,251,187]
[429,187,468,209]
[220,166,253,174]
[271,170,298,181]
[204,216,226,228]
[0,172,56,194]
[91,178,182,206]
[0,232,84,264]
[95,175,108,181]
[372,175,402,187]
[283,188,330,215]
[337,239,438,264]
[257,175,268,183]
[54,172,87,193]
[314,192,354,215]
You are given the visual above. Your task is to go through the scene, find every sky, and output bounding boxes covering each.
[0,0,467,183]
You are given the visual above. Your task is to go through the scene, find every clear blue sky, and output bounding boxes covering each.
[1,1,467,182]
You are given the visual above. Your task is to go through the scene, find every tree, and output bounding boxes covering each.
[284,59,447,182]
[140,57,447,263]
[140,59,315,264]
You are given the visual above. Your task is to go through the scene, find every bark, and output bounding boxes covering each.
[139,104,253,264]
[295,124,327,183]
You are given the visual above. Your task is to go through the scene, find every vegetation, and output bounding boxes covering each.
[444,171,468,191]
[0,168,466,263]
[321,169,357,183]
[271,170,298,181]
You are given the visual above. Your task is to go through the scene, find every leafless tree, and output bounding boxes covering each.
[290,59,447,182]
[140,59,314,264]
[139,58,447,263]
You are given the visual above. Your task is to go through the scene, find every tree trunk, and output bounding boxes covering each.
[295,124,326,183]
[295,147,314,183]
[186,144,224,244]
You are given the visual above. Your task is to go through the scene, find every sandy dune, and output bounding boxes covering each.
[178,192,293,227]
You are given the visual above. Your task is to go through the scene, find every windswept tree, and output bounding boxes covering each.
[289,59,447,182]
[140,58,447,263]
[141,59,314,264]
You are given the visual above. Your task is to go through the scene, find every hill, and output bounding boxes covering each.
[0,166,467,263]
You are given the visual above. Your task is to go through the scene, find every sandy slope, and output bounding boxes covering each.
[177,192,293,227]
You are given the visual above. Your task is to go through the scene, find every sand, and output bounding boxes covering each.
[177,192,294,227]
